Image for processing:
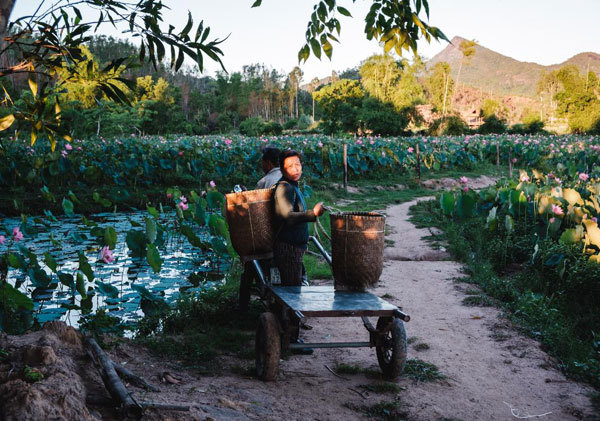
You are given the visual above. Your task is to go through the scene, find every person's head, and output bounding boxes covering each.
[279,149,302,182]
[261,146,280,174]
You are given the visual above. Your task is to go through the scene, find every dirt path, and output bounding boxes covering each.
[120,196,596,420]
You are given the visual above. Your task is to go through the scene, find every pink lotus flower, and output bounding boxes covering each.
[179,201,189,211]
[407,147,414,153]
[579,173,589,181]
[178,151,184,156]
[65,143,73,151]
[549,217,556,224]
[592,217,598,223]
[463,186,469,192]
[460,176,468,184]
[166,193,172,199]
[356,140,363,145]
[61,150,68,158]
[318,141,323,148]
[100,246,114,263]
[209,180,216,188]
[512,158,517,163]
[77,146,82,151]
[382,151,386,157]
[225,139,232,146]
[12,227,23,242]
[520,174,530,183]
[180,195,187,204]
[551,204,564,216]
[0,235,5,245]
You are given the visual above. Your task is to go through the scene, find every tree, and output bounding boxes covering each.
[288,66,303,119]
[308,77,321,121]
[553,65,600,133]
[452,39,477,107]
[359,54,402,103]
[313,79,364,133]
[425,62,453,115]
[1,0,447,146]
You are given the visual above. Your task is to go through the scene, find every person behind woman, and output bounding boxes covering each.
[273,149,325,286]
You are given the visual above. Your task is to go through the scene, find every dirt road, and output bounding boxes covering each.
[126,197,595,420]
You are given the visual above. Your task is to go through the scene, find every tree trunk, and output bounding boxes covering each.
[0,0,15,35]
[442,73,450,118]
[452,59,463,108]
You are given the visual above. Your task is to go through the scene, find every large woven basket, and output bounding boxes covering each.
[330,212,385,291]
[225,188,274,261]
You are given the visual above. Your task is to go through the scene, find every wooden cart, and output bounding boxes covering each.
[251,237,410,381]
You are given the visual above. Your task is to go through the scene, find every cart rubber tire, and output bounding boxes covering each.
[376,316,407,380]
[256,312,281,381]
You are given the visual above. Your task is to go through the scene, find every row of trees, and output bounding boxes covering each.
[2,35,599,139]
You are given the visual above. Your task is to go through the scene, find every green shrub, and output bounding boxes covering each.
[297,114,312,130]
[263,121,283,135]
[284,119,298,130]
[428,116,469,136]
[239,117,265,136]
[479,114,507,134]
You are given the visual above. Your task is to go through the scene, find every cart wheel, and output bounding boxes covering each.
[256,312,281,381]
[376,316,407,380]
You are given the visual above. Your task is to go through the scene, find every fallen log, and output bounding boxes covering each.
[86,337,143,418]
[113,362,160,392]
[85,337,189,416]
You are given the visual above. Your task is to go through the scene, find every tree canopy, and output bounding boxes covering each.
[0,0,447,147]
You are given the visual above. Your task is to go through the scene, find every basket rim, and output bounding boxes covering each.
[225,187,275,198]
[330,211,385,218]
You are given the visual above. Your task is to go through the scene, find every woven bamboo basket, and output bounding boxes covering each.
[225,188,274,261]
[330,211,385,291]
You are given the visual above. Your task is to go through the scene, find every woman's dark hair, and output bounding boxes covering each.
[279,149,302,171]
[261,146,281,166]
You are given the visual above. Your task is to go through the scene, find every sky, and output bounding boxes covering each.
[10,0,600,81]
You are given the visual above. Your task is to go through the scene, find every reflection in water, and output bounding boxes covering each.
[1,210,230,327]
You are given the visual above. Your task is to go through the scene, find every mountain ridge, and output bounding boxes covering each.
[427,36,600,97]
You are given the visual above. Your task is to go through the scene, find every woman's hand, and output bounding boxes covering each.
[313,202,326,217]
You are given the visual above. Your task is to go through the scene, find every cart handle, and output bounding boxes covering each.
[309,236,332,267]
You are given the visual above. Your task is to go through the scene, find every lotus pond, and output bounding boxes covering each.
[0,190,233,332]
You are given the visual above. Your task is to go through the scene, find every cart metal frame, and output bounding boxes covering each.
[253,236,410,381]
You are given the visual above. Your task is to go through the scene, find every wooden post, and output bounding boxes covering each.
[343,144,348,191]
[416,143,421,181]
[508,147,513,178]
[496,141,500,166]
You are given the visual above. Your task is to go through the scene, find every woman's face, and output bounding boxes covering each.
[283,156,302,182]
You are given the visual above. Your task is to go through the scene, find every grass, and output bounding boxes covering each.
[462,295,494,307]
[344,399,408,420]
[403,358,447,382]
[136,261,262,373]
[334,363,363,375]
[304,253,333,280]
[414,343,431,351]
[359,382,403,394]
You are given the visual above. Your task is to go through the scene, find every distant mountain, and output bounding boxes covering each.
[427,36,600,97]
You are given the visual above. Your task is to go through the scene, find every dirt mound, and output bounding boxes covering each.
[0,322,97,421]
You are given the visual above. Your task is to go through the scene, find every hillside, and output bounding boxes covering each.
[427,36,600,97]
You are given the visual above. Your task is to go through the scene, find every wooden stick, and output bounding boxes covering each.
[348,387,367,400]
[113,362,160,393]
[416,143,421,181]
[496,141,500,166]
[86,337,143,417]
[343,144,348,191]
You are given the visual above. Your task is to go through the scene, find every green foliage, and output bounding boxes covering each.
[23,365,44,383]
[425,62,454,113]
[358,97,409,136]
[478,114,507,134]
[428,116,469,136]
[239,117,265,136]
[313,79,364,134]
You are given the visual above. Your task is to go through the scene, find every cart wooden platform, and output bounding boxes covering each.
[252,237,410,381]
